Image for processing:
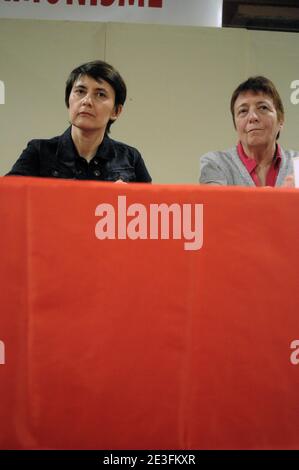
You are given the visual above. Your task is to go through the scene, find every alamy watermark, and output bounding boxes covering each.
[290,80,299,104]
[0,340,5,365]
[0,80,5,105]
[290,339,299,365]
[95,196,203,251]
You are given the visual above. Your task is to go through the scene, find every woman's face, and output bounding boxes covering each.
[68,74,121,132]
[233,91,283,153]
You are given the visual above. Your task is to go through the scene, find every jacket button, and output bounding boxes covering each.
[52,170,59,177]
[94,170,101,177]
[93,159,99,165]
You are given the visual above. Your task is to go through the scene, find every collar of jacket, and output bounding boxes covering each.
[57,126,115,163]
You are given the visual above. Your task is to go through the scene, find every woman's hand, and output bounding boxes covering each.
[282,175,295,187]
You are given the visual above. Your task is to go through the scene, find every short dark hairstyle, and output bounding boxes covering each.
[230,76,284,139]
[65,60,127,133]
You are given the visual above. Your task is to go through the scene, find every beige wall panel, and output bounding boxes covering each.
[106,23,249,183]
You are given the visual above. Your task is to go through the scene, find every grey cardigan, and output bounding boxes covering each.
[199,146,297,186]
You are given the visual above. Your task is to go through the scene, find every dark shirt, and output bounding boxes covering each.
[6,127,152,183]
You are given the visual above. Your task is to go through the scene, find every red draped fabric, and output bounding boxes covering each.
[0,177,299,449]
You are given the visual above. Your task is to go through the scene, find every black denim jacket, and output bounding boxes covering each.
[6,127,152,183]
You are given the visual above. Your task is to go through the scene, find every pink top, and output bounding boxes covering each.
[237,142,281,186]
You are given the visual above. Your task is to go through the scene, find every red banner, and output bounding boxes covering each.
[0,177,299,449]
[0,0,223,27]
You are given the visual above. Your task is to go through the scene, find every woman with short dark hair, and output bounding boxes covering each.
[7,60,152,183]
